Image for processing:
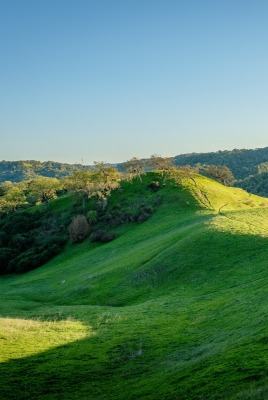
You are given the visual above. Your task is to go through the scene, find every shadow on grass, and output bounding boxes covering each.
[1,334,104,400]
[2,326,268,400]
[0,330,155,400]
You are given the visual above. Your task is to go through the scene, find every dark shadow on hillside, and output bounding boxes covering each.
[1,334,100,400]
[0,331,153,400]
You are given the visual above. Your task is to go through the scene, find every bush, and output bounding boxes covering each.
[8,233,33,252]
[136,212,150,223]
[142,205,154,213]
[0,205,68,274]
[0,248,17,273]
[147,181,161,192]
[91,230,115,243]
[8,236,66,273]
[154,196,162,206]
[8,249,47,273]
[109,216,123,227]
[0,231,8,247]
[68,215,90,243]
[1,212,42,235]
[86,210,98,224]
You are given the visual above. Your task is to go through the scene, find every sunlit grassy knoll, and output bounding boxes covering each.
[187,173,268,211]
[0,317,91,362]
[1,174,268,399]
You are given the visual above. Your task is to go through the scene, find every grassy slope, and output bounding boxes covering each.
[1,174,268,399]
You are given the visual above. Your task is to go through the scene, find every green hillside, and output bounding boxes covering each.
[1,174,268,399]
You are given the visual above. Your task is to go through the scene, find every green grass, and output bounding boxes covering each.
[1,173,268,399]
[0,317,91,362]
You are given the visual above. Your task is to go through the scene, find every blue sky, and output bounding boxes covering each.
[1,0,268,164]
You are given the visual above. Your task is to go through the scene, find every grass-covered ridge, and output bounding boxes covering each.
[1,173,268,399]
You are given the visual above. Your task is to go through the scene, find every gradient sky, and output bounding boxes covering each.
[1,0,268,164]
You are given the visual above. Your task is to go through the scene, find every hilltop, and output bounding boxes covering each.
[1,173,268,399]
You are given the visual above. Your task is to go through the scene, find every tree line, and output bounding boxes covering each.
[2,146,268,196]
[0,157,235,214]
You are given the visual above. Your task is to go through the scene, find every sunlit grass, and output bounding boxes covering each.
[208,207,268,237]
[0,317,92,362]
[187,174,268,211]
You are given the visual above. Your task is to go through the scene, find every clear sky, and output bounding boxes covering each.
[1,0,268,164]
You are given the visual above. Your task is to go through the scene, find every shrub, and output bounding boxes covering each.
[8,248,36,273]
[87,210,98,224]
[154,196,162,206]
[147,181,160,192]
[8,236,66,273]
[68,215,91,243]
[1,212,42,235]
[91,230,115,243]
[136,212,150,223]
[8,233,33,252]
[0,231,8,247]
[142,205,154,214]
[109,216,123,227]
[0,248,17,274]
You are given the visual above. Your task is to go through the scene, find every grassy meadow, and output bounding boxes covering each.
[1,173,268,399]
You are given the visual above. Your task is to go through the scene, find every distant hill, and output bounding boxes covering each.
[174,146,268,180]
[173,147,268,196]
[0,160,92,182]
[1,146,268,196]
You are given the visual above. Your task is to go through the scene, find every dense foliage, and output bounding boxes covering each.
[174,147,268,180]
[0,171,162,274]
[235,171,268,197]
[0,210,67,273]
[0,160,92,183]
